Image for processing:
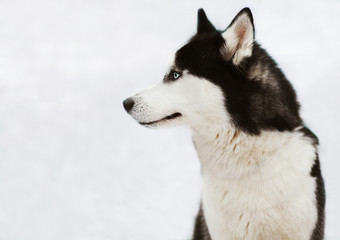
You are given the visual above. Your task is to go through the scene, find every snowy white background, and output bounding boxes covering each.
[0,0,339,239]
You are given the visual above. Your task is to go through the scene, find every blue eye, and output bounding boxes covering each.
[173,71,181,79]
[164,70,182,82]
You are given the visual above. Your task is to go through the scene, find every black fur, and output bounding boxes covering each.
[192,206,211,240]
[197,8,216,34]
[310,153,326,240]
[299,127,326,240]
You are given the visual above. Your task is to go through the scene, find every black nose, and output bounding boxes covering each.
[123,98,134,112]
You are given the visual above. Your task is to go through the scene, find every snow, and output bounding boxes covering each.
[0,0,339,239]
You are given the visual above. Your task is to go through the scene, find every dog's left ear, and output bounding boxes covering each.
[221,8,254,65]
[197,9,216,34]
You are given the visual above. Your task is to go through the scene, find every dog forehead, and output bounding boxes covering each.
[174,33,224,69]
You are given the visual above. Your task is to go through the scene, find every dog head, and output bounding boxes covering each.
[123,8,302,134]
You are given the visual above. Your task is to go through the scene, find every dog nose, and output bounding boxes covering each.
[123,98,134,112]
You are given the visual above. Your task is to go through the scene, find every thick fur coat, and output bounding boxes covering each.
[123,8,325,240]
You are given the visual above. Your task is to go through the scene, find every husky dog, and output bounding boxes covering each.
[123,8,325,240]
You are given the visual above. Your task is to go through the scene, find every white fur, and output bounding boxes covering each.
[127,70,318,239]
[128,71,228,129]
[194,127,317,240]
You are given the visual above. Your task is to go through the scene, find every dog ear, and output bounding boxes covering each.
[221,8,255,65]
[197,9,216,34]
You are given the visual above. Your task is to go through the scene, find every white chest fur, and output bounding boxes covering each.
[193,129,318,240]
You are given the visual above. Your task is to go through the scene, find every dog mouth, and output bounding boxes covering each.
[139,112,182,126]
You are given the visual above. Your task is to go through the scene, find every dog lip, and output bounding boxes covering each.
[139,112,182,126]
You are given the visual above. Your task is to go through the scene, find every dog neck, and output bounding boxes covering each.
[191,124,290,179]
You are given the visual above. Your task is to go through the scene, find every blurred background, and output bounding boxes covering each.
[0,0,339,239]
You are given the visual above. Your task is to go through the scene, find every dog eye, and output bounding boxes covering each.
[164,70,182,82]
[173,71,181,79]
